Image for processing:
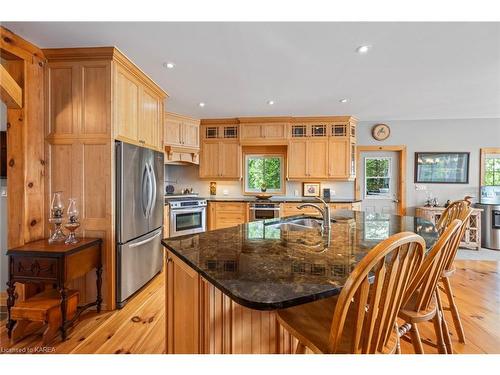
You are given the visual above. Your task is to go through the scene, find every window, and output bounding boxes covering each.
[244,155,284,193]
[364,157,392,199]
[484,156,500,186]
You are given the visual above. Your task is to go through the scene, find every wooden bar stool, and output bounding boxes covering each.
[435,200,472,345]
[10,289,79,345]
[398,219,463,354]
[276,232,425,354]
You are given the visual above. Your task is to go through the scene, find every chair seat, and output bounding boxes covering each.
[399,293,437,323]
[277,295,398,354]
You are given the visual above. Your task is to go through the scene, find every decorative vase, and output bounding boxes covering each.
[210,182,217,196]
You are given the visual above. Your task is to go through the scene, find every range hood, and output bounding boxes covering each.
[164,145,199,165]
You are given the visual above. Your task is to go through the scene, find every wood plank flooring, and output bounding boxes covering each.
[1,260,499,354]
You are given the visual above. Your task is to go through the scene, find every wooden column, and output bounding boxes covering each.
[1,26,46,249]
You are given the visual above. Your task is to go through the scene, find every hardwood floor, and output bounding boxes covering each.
[0,260,498,354]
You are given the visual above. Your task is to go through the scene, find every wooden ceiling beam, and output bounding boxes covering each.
[0,26,45,62]
[0,64,22,108]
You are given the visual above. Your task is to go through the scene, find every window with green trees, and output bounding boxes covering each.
[365,157,392,198]
[484,156,500,186]
[245,155,283,193]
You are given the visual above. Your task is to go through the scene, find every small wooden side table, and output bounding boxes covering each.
[415,206,483,250]
[6,238,102,341]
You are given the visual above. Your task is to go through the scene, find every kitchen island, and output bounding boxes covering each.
[162,211,438,354]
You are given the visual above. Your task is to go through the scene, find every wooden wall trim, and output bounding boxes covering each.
[355,145,407,216]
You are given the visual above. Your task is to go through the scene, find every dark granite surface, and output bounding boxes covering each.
[205,196,362,203]
[162,211,438,311]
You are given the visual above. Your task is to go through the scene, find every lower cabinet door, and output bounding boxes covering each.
[166,251,200,354]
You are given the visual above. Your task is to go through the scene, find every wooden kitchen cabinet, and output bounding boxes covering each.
[328,138,350,179]
[207,202,248,230]
[287,138,328,179]
[239,120,288,144]
[199,140,241,179]
[114,63,165,151]
[164,112,200,148]
[166,250,200,354]
[280,203,321,217]
[44,47,168,310]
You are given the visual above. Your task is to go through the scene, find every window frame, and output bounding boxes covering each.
[364,156,393,200]
[243,153,285,195]
[484,155,500,186]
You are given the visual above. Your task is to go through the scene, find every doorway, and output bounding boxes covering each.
[355,146,407,215]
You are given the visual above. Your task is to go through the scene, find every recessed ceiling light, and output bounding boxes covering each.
[198,102,206,108]
[339,98,349,103]
[356,45,371,54]
[267,100,275,105]
[163,62,175,69]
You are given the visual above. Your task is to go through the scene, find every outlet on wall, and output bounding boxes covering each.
[294,189,299,196]
[223,189,229,196]
[331,190,336,196]
[414,184,427,191]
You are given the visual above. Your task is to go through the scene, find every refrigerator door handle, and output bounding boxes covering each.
[148,162,157,219]
[145,163,154,218]
[141,163,149,218]
[128,228,162,248]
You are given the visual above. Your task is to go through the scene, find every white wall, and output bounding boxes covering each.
[357,118,500,214]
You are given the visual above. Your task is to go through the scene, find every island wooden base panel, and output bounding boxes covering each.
[1,260,499,354]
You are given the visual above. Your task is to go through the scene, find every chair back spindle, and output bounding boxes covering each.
[328,232,426,354]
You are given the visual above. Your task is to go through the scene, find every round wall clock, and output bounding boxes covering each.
[372,123,391,141]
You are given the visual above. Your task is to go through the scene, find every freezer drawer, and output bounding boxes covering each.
[116,228,163,307]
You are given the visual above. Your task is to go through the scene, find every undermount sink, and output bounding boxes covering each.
[266,217,323,232]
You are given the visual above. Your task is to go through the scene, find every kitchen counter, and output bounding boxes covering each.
[162,211,437,311]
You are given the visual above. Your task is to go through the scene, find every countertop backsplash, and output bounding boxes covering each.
[164,164,356,199]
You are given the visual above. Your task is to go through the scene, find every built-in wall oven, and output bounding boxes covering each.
[249,202,281,221]
[168,198,207,237]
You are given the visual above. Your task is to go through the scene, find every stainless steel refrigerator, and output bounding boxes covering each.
[116,141,164,308]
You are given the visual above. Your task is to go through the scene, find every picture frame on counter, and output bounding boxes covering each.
[303,182,321,197]
[414,152,470,184]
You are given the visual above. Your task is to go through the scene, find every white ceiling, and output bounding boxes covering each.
[3,22,500,121]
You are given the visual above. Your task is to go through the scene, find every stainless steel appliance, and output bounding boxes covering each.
[249,202,281,221]
[116,141,164,308]
[168,197,207,237]
[476,186,500,250]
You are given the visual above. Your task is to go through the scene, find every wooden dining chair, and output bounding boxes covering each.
[398,219,463,354]
[435,199,471,235]
[438,204,473,346]
[276,232,426,354]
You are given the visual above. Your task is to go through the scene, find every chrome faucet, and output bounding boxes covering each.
[297,197,331,233]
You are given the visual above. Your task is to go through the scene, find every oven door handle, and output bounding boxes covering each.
[171,207,206,212]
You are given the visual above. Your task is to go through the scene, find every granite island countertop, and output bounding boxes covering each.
[162,211,437,311]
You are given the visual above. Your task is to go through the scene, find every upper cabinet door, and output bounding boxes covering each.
[139,86,161,150]
[328,138,350,179]
[115,67,139,142]
[182,121,200,148]
[240,124,262,140]
[262,123,287,139]
[164,118,182,146]
[288,140,308,179]
[307,139,329,178]
[199,141,220,178]
[220,141,241,179]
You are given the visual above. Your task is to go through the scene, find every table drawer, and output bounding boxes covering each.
[11,256,59,281]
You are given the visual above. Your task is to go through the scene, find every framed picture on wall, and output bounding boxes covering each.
[414,152,470,184]
[303,182,321,197]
